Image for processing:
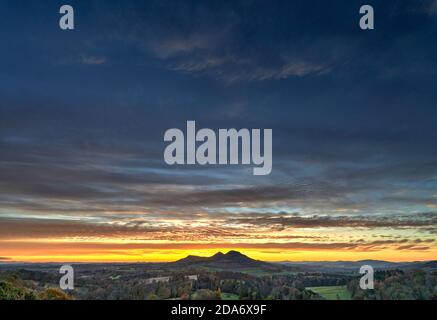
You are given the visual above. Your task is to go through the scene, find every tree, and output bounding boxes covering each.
[39,288,73,300]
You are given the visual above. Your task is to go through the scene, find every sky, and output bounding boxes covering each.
[0,0,436,262]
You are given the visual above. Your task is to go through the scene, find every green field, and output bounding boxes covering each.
[221,292,240,300]
[307,286,351,300]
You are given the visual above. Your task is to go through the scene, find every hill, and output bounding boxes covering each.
[278,260,437,273]
[173,251,280,271]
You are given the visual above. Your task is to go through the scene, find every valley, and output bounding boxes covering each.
[1,251,436,300]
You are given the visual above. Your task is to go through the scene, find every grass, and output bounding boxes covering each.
[221,292,240,300]
[307,286,351,300]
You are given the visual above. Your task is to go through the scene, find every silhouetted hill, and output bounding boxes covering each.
[174,251,280,271]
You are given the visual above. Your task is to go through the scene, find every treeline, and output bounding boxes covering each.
[348,269,437,300]
[78,272,323,300]
[193,272,327,300]
[1,269,347,300]
[0,275,73,300]
[6,268,436,300]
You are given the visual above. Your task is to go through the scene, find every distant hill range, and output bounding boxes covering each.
[173,251,280,271]
[173,251,437,273]
[278,260,437,273]
[1,251,436,275]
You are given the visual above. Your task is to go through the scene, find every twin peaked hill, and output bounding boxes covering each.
[173,251,279,271]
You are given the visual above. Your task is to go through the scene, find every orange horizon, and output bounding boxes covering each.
[2,247,436,264]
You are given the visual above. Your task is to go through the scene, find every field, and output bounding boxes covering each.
[307,286,351,300]
[221,293,240,300]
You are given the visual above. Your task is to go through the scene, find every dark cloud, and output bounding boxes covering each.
[397,245,431,251]
[0,239,431,253]
[0,218,162,240]
[231,213,437,230]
